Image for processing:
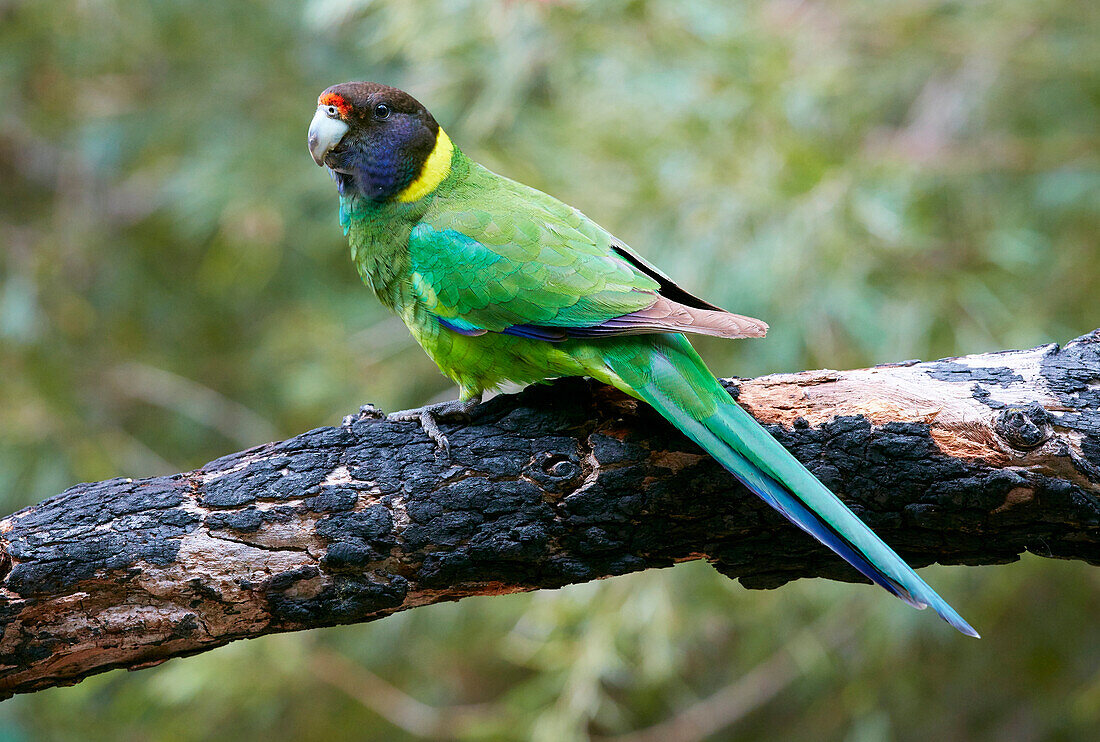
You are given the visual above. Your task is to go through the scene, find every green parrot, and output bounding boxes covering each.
[308,81,977,637]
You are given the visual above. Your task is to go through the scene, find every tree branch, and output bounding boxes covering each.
[2,330,1099,697]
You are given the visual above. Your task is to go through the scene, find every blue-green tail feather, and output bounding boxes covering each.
[602,335,978,638]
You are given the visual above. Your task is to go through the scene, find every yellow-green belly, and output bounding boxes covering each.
[399,304,624,401]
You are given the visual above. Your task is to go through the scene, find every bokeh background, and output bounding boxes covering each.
[2,0,1099,739]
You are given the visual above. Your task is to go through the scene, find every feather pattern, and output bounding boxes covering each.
[408,183,767,340]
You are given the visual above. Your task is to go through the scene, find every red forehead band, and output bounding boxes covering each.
[319,93,352,117]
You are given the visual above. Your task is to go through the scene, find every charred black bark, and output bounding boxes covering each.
[1,330,1098,698]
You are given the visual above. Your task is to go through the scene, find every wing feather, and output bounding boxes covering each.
[409,172,766,342]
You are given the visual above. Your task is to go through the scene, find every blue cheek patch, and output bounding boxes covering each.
[339,121,425,201]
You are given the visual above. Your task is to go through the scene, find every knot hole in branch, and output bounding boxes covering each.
[994,403,1053,451]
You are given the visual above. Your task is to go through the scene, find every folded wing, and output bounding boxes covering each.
[410,187,766,341]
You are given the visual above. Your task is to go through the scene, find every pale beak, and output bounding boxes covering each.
[308,107,350,167]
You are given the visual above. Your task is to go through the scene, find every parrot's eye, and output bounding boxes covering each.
[374,103,391,120]
[324,104,339,117]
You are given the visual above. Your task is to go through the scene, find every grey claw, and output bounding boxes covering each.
[419,411,450,456]
[386,396,482,456]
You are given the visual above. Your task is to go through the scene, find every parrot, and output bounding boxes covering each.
[307,81,978,637]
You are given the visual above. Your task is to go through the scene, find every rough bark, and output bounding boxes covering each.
[2,330,1099,698]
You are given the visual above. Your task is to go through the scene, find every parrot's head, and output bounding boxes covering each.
[308,82,448,202]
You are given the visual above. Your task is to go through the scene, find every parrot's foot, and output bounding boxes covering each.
[387,395,483,456]
[341,403,384,431]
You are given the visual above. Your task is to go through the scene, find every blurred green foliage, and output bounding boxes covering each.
[1,0,1099,739]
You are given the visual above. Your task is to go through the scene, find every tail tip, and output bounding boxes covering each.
[941,610,981,638]
[917,593,980,638]
[957,622,981,639]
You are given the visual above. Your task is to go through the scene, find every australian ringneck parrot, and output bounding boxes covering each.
[307,81,977,637]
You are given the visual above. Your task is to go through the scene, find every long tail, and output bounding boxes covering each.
[598,334,978,637]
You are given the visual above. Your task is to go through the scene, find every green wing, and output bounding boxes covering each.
[408,186,660,335]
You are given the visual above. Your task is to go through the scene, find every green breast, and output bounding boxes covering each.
[339,151,475,308]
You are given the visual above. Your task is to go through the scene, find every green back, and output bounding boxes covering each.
[390,151,662,333]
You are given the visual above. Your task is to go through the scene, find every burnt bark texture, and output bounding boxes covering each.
[2,330,1100,698]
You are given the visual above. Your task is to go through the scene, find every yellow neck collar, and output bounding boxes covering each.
[396,128,454,203]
